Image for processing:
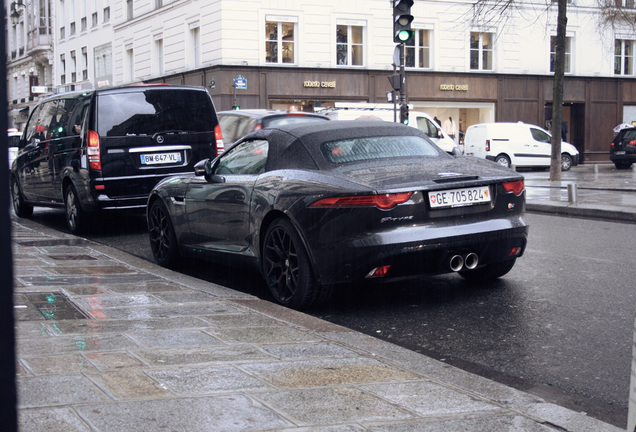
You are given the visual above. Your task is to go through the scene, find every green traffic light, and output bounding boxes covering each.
[397,30,411,42]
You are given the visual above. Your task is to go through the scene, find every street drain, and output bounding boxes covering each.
[24,292,89,320]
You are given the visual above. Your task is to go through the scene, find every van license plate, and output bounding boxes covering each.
[140,153,182,165]
[428,186,490,209]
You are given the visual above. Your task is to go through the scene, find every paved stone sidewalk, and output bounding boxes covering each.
[12,216,622,432]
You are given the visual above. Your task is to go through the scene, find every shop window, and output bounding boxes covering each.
[266,20,296,64]
[615,39,634,75]
[470,31,493,71]
[336,24,364,66]
[550,36,572,73]
[406,29,431,69]
[616,0,634,7]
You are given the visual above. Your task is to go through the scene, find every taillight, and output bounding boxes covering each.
[485,139,490,152]
[254,124,263,131]
[214,124,224,155]
[87,130,101,170]
[502,180,525,196]
[629,140,636,146]
[310,192,413,210]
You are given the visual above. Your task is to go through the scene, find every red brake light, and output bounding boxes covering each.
[310,192,413,210]
[287,112,307,117]
[485,139,490,152]
[502,180,525,196]
[253,124,263,131]
[629,140,636,146]
[214,124,224,155]
[87,130,101,170]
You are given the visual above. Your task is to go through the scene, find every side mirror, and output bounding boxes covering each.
[194,158,225,183]
[194,158,212,176]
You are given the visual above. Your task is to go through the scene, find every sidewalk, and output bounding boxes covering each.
[11,163,632,432]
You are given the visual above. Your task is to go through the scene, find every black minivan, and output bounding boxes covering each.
[10,84,224,234]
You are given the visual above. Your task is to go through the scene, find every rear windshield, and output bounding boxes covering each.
[97,89,215,136]
[321,135,439,164]
[620,129,636,140]
[262,115,327,128]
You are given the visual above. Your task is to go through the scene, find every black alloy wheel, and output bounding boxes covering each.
[11,177,33,218]
[262,218,317,310]
[64,185,85,234]
[148,199,180,268]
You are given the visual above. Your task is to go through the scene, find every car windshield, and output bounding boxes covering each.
[321,135,438,164]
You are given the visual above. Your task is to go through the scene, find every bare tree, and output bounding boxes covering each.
[550,0,567,181]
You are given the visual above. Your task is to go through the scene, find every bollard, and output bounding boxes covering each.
[593,164,598,174]
[567,183,577,203]
[510,164,516,171]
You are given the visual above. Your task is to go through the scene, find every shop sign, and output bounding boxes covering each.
[440,84,469,91]
[304,80,336,88]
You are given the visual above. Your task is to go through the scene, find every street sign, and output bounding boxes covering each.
[31,86,50,94]
[233,75,247,90]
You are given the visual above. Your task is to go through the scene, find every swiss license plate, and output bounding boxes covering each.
[428,185,491,209]
[140,152,182,165]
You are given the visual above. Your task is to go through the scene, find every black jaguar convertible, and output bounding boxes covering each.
[147,121,528,309]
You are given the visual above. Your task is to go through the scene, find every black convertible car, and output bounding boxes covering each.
[147,121,528,309]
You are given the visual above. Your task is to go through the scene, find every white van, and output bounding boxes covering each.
[321,103,460,155]
[7,128,21,169]
[464,122,579,171]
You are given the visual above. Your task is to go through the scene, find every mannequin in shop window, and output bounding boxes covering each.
[443,117,457,139]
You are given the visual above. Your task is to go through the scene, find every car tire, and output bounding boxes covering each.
[614,161,632,170]
[64,185,86,235]
[148,199,181,268]
[561,153,572,171]
[459,258,516,281]
[262,218,318,310]
[11,176,33,218]
[495,154,511,168]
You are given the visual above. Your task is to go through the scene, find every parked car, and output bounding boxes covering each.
[7,128,21,169]
[218,109,329,143]
[464,122,579,171]
[147,121,529,310]
[610,126,636,169]
[10,84,224,234]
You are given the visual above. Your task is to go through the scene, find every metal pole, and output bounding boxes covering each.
[399,43,406,123]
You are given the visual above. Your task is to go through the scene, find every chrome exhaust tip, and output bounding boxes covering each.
[449,255,464,272]
[464,252,479,270]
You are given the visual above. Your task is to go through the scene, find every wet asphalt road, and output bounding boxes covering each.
[21,208,635,428]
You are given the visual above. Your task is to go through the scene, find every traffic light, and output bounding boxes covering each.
[231,105,240,110]
[388,73,401,92]
[393,0,414,44]
[400,104,409,124]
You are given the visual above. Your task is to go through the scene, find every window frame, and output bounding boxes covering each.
[265,17,297,65]
[336,22,365,67]
[469,31,494,71]
[550,35,572,74]
[405,28,431,69]
[615,39,634,76]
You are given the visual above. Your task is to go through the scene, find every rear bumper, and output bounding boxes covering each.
[310,218,529,285]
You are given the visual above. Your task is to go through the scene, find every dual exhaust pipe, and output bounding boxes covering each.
[449,253,479,272]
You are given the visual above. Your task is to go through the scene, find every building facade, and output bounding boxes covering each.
[7,0,636,162]
[5,0,54,129]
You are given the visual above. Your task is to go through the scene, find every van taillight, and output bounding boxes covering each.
[214,124,224,155]
[486,139,490,152]
[87,130,101,170]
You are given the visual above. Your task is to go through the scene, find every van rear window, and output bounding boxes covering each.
[97,89,214,136]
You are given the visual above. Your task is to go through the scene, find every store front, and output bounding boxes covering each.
[150,65,632,163]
